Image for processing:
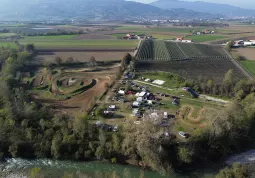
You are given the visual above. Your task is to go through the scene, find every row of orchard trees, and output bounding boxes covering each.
[54,56,97,66]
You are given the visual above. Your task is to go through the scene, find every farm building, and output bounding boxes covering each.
[175,37,192,43]
[182,39,192,43]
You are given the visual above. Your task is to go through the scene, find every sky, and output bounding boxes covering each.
[132,0,255,9]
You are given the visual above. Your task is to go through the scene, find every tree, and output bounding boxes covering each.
[55,57,62,66]
[216,163,251,178]
[225,41,233,52]
[95,146,104,159]
[51,133,62,159]
[66,57,74,64]
[122,53,132,66]
[206,79,214,93]
[112,134,120,152]
[178,146,193,164]
[223,69,233,95]
[25,44,35,53]
[89,56,97,67]
[130,60,136,71]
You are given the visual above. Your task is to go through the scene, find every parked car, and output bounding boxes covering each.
[179,131,188,138]
[113,126,119,132]
[118,98,126,103]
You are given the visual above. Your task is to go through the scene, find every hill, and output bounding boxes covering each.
[0,0,216,21]
[151,0,255,17]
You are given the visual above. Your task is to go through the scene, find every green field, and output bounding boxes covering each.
[0,42,17,49]
[151,34,174,40]
[116,26,194,33]
[0,33,17,37]
[241,60,255,75]
[24,35,77,40]
[185,35,226,42]
[20,39,138,49]
[136,72,185,88]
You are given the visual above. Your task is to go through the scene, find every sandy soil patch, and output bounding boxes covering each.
[235,48,255,60]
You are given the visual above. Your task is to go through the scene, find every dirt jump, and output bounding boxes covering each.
[177,105,214,128]
[30,66,118,117]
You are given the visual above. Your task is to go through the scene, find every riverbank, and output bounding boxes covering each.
[2,150,255,178]
[0,158,215,178]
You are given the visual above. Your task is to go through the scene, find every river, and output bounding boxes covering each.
[1,150,255,178]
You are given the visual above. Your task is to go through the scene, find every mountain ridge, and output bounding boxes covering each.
[151,0,255,17]
[0,0,217,21]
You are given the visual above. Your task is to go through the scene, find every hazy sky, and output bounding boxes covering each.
[132,0,255,9]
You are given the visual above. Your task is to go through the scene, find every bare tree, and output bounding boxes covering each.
[55,57,62,66]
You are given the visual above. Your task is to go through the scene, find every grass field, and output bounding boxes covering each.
[0,33,17,37]
[20,39,138,49]
[241,60,255,75]
[151,34,174,40]
[136,72,185,89]
[185,35,226,42]
[116,26,194,33]
[24,35,77,40]
[0,42,17,48]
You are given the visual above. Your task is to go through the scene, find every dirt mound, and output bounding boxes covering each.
[178,106,208,128]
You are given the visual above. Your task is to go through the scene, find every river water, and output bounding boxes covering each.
[1,150,255,178]
[0,158,215,178]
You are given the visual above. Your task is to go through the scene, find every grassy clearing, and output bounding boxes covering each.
[116,26,193,33]
[185,35,226,42]
[136,72,184,88]
[240,60,255,76]
[24,35,77,40]
[20,39,138,49]
[0,42,17,49]
[0,33,17,37]
[151,34,174,40]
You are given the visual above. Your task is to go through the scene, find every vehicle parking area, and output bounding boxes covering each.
[91,71,221,139]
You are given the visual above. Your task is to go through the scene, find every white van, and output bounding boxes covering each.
[163,112,168,119]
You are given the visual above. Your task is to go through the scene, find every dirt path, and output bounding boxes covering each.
[61,78,109,116]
